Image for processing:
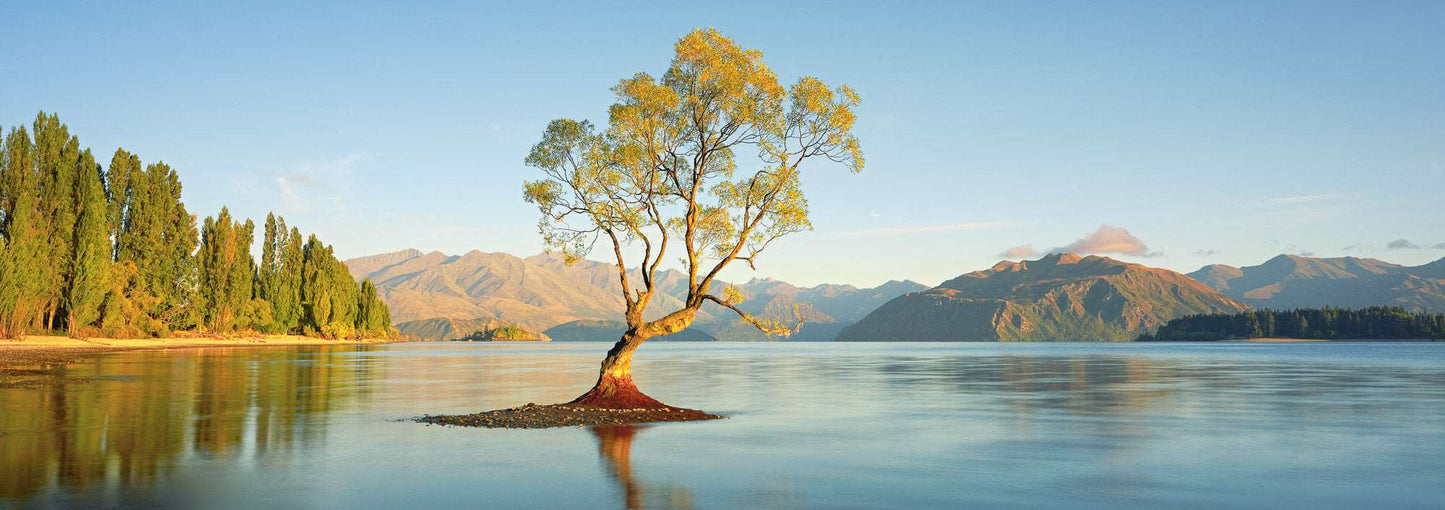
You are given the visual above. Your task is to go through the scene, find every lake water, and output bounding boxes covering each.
[2,342,1443,509]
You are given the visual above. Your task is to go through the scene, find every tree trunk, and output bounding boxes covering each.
[568,330,666,409]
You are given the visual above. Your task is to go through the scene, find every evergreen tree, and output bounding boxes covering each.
[1148,307,1445,341]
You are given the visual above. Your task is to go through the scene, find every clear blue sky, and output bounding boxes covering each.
[3,1,1441,287]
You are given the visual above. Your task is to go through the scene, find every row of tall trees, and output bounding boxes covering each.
[0,112,391,339]
[1142,307,1445,341]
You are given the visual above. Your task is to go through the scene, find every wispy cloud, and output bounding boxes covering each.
[276,176,308,211]
[1387,239,1420,250]
[831,221,1015,238]
[1269,193,1345,205]
[1194,249,1218,257]
[999,245,1037,259]
[1435,242,1445,250]
[275,152,372,214]
[1049,224,1158,257]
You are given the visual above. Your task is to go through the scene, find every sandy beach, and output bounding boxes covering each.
[0,334,410,386]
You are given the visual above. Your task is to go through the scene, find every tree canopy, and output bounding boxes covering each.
[523,28,863,339]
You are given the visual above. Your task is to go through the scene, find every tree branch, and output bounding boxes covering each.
[701,294,803,337]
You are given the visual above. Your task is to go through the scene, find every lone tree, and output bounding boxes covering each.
[523,29,862,409]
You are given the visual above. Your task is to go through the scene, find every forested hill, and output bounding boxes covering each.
[1141,307,1445,341]
[0,111,392,339]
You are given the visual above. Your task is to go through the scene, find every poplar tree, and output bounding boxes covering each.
[65,149,110,335]
[198,207,257,332]
[260,213,303,333]
[116,162,198,332]
[356,278,391,336]
[105,148,140,261]
[34,113,80,330]
[0,112,392,341]
[281,226,304,332]
[300,235,359,338]
[0,126,44,338]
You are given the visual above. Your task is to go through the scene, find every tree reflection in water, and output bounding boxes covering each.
[591,425,697,510]
[0,346,375,505]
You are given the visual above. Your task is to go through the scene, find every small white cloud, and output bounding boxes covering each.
[1434,242,1445,250]
[1341,245,1359,251]
[1387,239,1420,250]
[1194,249,1218,257]
[1049,224,1157,257]
[999,245,1037,259]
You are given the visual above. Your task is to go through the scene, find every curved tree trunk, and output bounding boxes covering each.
[568,330,666,409]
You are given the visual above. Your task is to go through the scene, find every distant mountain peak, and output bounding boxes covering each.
[1040,252,1083,265]
[989,260,1023,272]
[1263,253,1303,266]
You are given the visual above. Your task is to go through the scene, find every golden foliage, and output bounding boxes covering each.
[522,28,861,336]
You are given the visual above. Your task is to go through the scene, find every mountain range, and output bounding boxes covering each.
[1188,255,1445,312]
[343,249,926,341]
[838,253,1249,341]
[346,248,1445,342]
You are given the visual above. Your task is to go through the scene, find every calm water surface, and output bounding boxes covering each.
[2,342,1443,509]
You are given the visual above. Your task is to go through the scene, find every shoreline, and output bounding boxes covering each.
[0,334,414,385]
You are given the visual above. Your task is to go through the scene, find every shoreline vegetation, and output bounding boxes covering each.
[454,325,550,342]
[1138,307,1445,342]
[0,111,395,345]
